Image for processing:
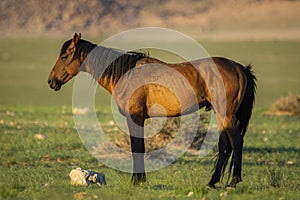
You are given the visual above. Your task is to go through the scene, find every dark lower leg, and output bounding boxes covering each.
[209,132,231,188]
[130,134,146,185]
[131,155,146,184]
[126,114,147,185]
[227,130,243,187]
[226,155,242,188]
[132,153,146,184]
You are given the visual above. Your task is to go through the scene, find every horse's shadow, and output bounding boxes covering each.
[149,184,174,191]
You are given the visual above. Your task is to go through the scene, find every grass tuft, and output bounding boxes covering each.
[266,167,287,188]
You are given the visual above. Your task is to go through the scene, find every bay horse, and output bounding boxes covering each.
[48,33,256,188]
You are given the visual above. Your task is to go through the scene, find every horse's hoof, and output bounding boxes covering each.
[226,177,241,189]
[225,184,236,190]
[226,181,238,189]
[207,182,216,189]
[132,173,146,186]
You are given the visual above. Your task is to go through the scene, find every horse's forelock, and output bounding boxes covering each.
[60,39,73,55]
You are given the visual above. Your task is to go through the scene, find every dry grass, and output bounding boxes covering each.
[267,94,300,116]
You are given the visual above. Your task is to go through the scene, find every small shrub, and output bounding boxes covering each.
[270,93,300,116]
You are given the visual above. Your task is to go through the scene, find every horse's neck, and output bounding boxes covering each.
[97,76,114,94]
[82,45,124,94]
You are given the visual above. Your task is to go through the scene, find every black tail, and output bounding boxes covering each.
[236,64,257,136]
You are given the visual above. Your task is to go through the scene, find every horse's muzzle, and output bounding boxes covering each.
[48,78,62,91]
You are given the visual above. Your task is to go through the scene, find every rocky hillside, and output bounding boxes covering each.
[1,0,299,39]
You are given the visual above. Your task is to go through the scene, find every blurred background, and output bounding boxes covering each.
[1,0,300,40]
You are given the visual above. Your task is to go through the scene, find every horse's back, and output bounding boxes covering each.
[115,56,247,118]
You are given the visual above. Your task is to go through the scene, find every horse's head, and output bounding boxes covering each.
[48,33,83,91]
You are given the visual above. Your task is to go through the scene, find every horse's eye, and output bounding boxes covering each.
[61,55,68,61]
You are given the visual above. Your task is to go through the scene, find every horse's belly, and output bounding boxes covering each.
[145,84,199,117]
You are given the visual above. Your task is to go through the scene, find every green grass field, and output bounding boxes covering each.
[0,39,299,199]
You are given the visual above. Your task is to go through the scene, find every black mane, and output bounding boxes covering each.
[72,40,147,85]
[101,51,147,85]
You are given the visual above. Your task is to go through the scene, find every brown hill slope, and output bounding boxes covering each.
[1,0,299,39]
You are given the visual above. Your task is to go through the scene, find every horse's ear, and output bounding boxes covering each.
[72,33,81,45]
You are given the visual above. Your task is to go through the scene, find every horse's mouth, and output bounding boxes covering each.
[48,78,62,91]
[53,84,61,91]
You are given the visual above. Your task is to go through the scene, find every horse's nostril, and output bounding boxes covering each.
[48,79,52,84]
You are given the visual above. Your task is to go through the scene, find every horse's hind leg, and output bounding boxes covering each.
[222,117,243,188]
[208,131,232,188]
[226,124,243,188]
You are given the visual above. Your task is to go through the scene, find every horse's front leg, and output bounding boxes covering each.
[127,116,146,185]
